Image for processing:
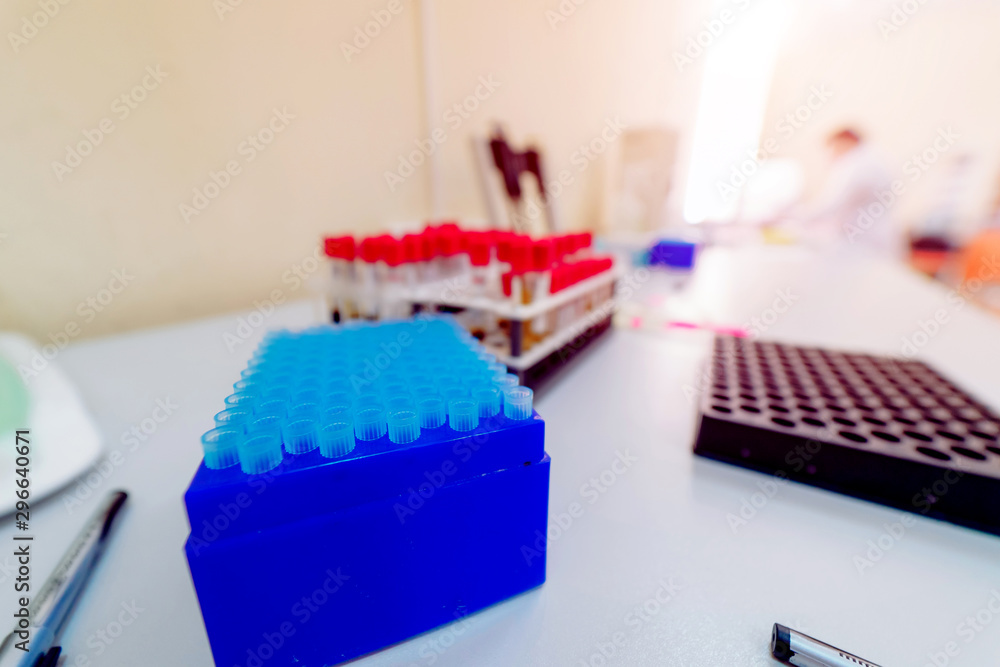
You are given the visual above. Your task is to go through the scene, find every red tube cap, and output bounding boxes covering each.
[323,236,355,260]
[468,235,492,267]
[402,234,421,263]
[437,229,462,257]
[507,237,531,274]
[382,238,403,267]
[532,239,555,272]
[358,237,381,263]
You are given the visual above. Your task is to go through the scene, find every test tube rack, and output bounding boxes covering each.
[323,223,620,387]
[694,336,1000,535]
[184,318,550,666]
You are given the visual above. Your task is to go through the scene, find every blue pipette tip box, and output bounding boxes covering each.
[648,239,696,269]
[184,317,550,666]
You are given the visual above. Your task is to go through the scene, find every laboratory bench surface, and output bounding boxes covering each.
[4,245,1000,666]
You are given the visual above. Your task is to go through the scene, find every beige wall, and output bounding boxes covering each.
[761,1,1000,237]
[1,0,699,341]
[1,0,428,341]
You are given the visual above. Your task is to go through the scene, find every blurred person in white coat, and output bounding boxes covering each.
[794,128,904,259]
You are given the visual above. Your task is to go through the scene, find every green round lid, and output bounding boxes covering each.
[0,356,29,435]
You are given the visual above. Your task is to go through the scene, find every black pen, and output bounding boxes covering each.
[0,490,128,667]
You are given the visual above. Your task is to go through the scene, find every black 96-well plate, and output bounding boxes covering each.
[693,336,1000,535]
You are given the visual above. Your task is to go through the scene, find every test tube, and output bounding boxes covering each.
[387,410,421,444]
[319,418,356,458]
[503,386,534,420]
[472,386,501,418]
[214,407,253,430]
[225,391,257,408]
[461,372,490,392]
[324,376,352,394]
[324,390,353,407]
[354,406,387,441]
[282,418,319,455]
[441,385,468,401]
[292,388,323,406]
[410,384,437,399]
[381,382,409,397]
[262,378,293,399]
[238,433,283,474]
[493,373,519,390]
[233,378,262,393]
[417,396,446,428]
[255,398,287,418]
[448,398,479,431]
[248,415,283,438]
[201,427,242,469]
[289,401,320,419]
[385,394,416,412]
[436,375,462,391]
[354,394,383,411]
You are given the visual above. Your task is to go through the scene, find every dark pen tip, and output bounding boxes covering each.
[771,623,792,660]
[33,646,61,667]
[100,491,130,539]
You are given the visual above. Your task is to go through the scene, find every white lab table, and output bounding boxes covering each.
[3,245,1000,666]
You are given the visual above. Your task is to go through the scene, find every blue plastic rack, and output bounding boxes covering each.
[184,317,550,666]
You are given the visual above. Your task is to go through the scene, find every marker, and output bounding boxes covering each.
[771,623,881,667]
[0,491,128,667]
